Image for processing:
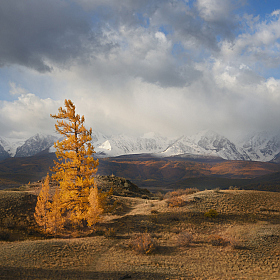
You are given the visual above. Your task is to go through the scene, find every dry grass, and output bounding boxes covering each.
[1,188,280,279]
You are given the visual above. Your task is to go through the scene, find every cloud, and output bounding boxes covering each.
[220,9,280,71]
[9,82,28,95]
[0,0,109,72]
[1,0,280,140]
[0,92,61,138]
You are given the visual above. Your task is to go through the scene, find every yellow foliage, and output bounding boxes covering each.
[50,99,99,226]
[34,176,64,235]
[34,174,50,232]
[87,185,103,227]
[46,188,64,235]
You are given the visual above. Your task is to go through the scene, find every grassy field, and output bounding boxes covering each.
[1,184,280,279]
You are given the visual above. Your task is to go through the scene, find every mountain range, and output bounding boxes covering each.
[1,130,280,162]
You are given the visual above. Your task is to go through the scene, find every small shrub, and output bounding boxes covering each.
[155,191,164,200]
[209,235,229,246]
[129,233,157,254]
[204,209,218,218]
[228,238,244,249]
[167,197,185,207]
[177,231,193,247]
[164,188,199,199]
[104,227,116,238]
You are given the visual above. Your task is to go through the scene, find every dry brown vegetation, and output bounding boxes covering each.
[1,184,280,279]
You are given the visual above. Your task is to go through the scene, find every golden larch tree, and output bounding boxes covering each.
[50,99,99,226]
[87,184,103,227]
[46,188,64,235]
[34,174,51,233]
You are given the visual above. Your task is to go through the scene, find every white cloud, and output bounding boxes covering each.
[9,82,28,95]
[0,92,61,138]
[220,10,280,70]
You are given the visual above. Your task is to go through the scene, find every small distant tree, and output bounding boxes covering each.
[50,99,99,226]
[86,184,103,227]
[34,174,51,233]
[47,188,64,235]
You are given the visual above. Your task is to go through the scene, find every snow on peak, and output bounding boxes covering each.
[2,130,280,162]
[99,140,112,151]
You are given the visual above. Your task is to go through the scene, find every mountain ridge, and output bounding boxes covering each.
[1,130,280,162]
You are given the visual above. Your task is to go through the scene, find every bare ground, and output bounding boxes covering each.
[1,189,280,279]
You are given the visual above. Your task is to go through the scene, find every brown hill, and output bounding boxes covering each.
[1,153,280,191]
[98,156,280,191]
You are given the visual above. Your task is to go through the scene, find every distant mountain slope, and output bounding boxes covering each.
[15,134,58,157]
[161,130,250,160]
[95,132,170,157]
[0,144,10,161]
[237,131,280,162]
[1,153,280,191]
[0,153,56,189]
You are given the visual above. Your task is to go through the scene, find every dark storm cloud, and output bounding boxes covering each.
[0,0,103,72]
[0,0,240,86]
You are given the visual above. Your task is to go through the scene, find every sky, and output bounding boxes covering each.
[1,0,280,140]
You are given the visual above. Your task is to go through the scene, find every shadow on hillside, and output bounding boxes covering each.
[106,211,280,235]
[0,266,190,280]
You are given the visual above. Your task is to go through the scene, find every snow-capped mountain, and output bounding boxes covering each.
[14,133,59,157]
[95,132,170,157]
[237,131,280,162]
[161,130,250,161]
[2,130,280,162]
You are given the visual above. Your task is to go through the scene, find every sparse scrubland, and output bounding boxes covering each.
[1,183,280,279]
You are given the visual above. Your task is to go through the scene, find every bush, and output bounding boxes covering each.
[129,233,157,254]
[164,188,199,199]
[167,197,185,207]
[204,209,218,218]
[177,231,193,247]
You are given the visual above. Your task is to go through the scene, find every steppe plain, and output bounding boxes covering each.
[0,180,280,279]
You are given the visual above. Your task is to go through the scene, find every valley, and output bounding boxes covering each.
[1,153,280,192]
